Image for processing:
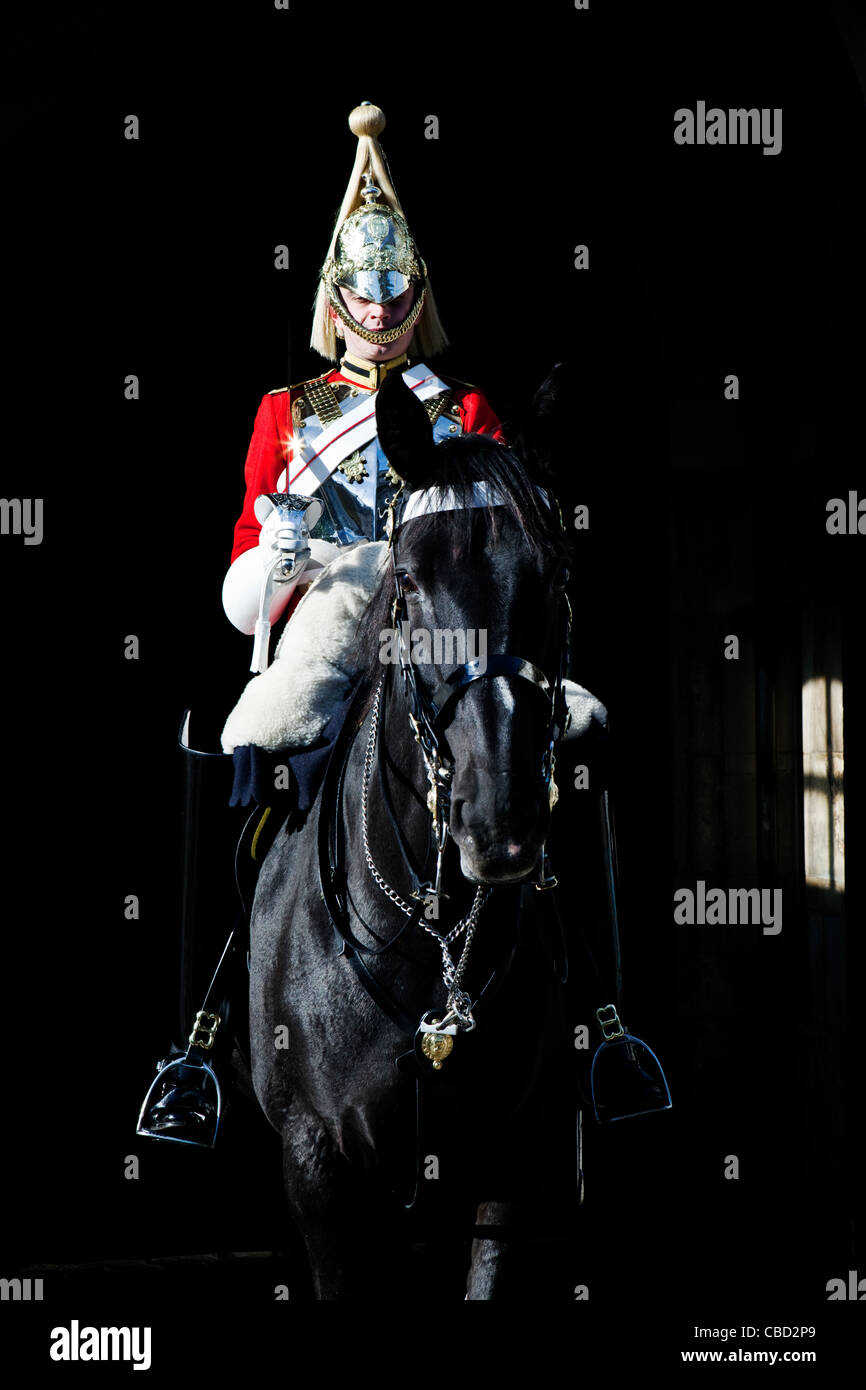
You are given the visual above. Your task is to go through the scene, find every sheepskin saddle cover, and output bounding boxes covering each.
[221,540,607,753]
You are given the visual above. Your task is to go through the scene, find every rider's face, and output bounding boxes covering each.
[332,286,417,360]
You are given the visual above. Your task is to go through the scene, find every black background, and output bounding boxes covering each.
[1,0,863,1370]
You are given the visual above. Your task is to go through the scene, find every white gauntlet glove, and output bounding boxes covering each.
[222,494,327,638]
[245,495,324,671]
[255,494,322,583]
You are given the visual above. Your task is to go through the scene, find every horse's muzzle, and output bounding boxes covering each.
[450,768,548,884]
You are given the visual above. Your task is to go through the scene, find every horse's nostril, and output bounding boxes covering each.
[450,774,545,837]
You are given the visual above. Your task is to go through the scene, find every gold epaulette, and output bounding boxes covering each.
[277,374,355,430]
[425,392,456,427]
[304,378,345,427]
[266,375,336,428]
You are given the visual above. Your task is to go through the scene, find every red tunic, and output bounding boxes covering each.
[230,366,505,564]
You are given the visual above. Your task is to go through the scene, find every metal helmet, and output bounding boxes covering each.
[311,103,448,360]
[323,172,428,345]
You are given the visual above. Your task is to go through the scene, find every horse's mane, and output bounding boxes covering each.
[350,431,571,697]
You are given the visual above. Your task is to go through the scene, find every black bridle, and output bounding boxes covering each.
[315,489,572,1011]
[315,483,573,1062]
[385,485,572,901]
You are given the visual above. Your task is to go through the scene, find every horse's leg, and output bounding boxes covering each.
[464,1200,515,1300]
[280,1104,409,1302]
[279,1106,358,1302]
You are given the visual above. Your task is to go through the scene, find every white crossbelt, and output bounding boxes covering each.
[283,363,449,496]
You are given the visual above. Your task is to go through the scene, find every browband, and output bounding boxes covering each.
[400,482,550,523]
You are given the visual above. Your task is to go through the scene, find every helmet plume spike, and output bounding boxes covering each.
[311,103,449,362]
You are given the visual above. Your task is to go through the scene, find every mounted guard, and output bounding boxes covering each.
[136,100,655,1176]
[137,101,513,1147]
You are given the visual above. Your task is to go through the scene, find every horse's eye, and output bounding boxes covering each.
[553,567,570,591]
[396,571,418,594]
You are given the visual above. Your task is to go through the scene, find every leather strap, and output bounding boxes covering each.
[316,685,421,1035]
[428,655,552,731]
[376,665,431,897]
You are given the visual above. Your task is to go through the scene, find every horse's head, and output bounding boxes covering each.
[373,370,571,886]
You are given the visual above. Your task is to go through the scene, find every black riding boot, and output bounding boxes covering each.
[136,712,271,1148]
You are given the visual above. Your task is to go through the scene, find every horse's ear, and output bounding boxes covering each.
[375,369,437,486]
[503,362,568,481]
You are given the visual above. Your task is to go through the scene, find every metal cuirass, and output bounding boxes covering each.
[275,364,464,546]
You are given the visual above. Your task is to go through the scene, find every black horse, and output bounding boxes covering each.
[248,370,583,1300]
